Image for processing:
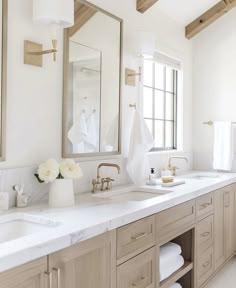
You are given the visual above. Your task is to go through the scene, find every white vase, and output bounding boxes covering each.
[49,179,74,208]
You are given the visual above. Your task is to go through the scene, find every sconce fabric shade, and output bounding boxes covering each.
[33,0,74,28]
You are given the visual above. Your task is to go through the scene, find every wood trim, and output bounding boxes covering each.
[136,0,158,13]
[68,4,97,37]
[0,0,7,161]
[185,0,236,39]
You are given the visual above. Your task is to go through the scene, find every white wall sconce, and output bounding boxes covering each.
[24,0,74,67]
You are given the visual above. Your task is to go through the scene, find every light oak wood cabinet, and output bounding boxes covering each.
[214,185,235,271]
[49,232,116,288]
[196,193,214,220]
[1,184,236,288]
[157,200,196,243]
[197,246,214,287]
[117,247,156,288]
[0,257,48,288]
[117,215,156,264]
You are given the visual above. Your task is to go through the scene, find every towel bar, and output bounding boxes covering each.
[203,121,236,125]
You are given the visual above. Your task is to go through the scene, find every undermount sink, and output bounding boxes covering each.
[183,173,221,180]
[93,187,172,202]
[0,213,60,244]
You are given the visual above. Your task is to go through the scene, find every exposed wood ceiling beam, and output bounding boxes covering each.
[186,0,236,39]
[68,2,97,37]
[137,0,159,13]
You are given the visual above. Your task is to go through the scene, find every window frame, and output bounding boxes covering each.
[143,60,178,152]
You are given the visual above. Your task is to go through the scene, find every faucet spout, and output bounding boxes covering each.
[92,163,121,193]
[168,156,188,176]
[97,163,121,179]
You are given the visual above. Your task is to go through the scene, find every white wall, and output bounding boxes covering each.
[192,9,236,170]
[0,0,193,203]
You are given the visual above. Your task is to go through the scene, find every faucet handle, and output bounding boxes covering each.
[106,178,114,190]
[171,166,179,176]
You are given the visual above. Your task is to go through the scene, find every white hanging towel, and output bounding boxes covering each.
[126,110,154,185]
[85,111,98,151]
[169,283,182,288]
[67,112,88,145]
[213,121,234,171]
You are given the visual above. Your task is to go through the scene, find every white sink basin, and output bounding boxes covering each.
[183,173,221,180]
[93,187,172,202]
[0,213,60,244]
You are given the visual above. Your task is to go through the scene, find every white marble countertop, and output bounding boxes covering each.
[0,170,236,272]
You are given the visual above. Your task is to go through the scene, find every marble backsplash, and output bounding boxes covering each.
[0,158,130,208]
[1,151,193,208]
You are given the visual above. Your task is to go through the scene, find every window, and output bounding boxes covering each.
[143,59,178,151]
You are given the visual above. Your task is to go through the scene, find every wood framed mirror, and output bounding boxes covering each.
[62,0,123,159]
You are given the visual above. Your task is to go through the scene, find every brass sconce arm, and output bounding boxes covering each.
[24,39,58,67]
[125,66,142,86]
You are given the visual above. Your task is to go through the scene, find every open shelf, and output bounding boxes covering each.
[160,261,193,288]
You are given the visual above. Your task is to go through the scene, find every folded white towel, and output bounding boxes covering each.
[213,121,233,171]
[160,242,182,263]
[169,283,182,288]
[160,254,184,281]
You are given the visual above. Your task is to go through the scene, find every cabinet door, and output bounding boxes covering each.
[117,247,156,288]
[214,188,225,270]
[0,257,47,288]
[49,232,115,288]
[225,187,235,259]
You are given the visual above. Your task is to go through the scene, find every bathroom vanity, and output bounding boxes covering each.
[0,172,235,288]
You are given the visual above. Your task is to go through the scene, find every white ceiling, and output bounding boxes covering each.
[157,0,220,25]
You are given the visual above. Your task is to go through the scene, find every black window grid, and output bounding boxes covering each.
[143,62,178,151]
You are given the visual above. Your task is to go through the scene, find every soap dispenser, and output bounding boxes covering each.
[149,168,156,182]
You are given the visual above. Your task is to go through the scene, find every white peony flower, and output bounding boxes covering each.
[37,159,60,183]
[59,159,83,179]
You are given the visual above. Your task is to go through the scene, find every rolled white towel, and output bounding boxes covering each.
[160,242,182,263]
[169,283,182,288]
[160,254,184,281]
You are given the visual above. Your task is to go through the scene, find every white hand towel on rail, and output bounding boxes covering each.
[213,121,233,171]
[160,254,184,281]
[160,242,182,263]
[126,110,154,185]
[169,283,182,288]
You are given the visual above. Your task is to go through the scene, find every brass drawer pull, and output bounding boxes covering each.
[201,232,210,237]
[202,260,210,268]
[200,203,211,209]
[132,232,148,241]
[132,276,146,286]
[53,267,61,288]
[45,271,52,288]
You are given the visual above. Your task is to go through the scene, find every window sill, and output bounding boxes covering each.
[147,149,184,155]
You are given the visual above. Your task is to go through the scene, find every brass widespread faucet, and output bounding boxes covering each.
[168,156,188,176]
[92,163,121,193]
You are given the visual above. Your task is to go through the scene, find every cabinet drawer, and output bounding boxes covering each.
[197,215,214,253]
[157,200,196,242]
[196,193,214,219]
[197,246,214,287]
[117,247,156,288]
[117,216,156,263]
